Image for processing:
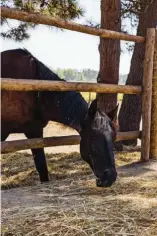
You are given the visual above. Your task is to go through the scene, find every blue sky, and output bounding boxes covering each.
[1,0,134,74]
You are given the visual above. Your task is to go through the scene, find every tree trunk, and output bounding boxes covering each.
[118,0,157,147]
[97,0,121,113]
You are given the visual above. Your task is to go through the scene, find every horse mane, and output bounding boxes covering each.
[18,48,88,131]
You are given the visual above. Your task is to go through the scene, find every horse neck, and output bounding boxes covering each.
[41,91,88,134]
[32,55,88,132]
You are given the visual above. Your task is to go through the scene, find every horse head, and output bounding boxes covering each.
[80,99,118,187]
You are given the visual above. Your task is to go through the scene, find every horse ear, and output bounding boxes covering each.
[88,99,98,117]
[107,104,119,121]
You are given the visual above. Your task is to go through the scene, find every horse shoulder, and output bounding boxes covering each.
[1,90,37,123]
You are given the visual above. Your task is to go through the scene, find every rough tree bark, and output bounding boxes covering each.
[150,30,157,159]
[97,0,121,113]
[118,0,157,147]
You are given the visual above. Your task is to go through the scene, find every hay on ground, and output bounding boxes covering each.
[1,151,157,236]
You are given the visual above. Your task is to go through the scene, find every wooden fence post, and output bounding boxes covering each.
[150,30,157,159]
[141,28,155,162]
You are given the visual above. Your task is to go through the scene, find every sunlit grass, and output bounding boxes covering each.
[81,92,123,103]
[0,151,141,189]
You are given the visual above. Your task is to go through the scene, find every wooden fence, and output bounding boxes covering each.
[1,7,144,43]
[1,7,157,161]
[2,79,142,94]
[1,131,141,154]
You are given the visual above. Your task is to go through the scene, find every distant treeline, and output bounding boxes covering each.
[52,68,127,85]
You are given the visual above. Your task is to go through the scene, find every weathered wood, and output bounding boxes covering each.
[150,30,157,159]
[116,131,141,142]
[1,135,81,154]
[1,131,141,154]
[141,28,155,162]
[1,7,145,43]
[1,78,142,94]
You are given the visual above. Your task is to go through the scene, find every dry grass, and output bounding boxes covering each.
[1,151,157,236]
[1,151,140,189]
[81,92,123,103]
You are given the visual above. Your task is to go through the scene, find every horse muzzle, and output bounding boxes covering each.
[95,167,117,187]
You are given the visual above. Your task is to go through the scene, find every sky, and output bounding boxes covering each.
[1,0,134,74]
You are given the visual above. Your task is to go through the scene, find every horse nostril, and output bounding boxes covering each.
[105,167,117,179]
[96,178,112,187]
[95,168,117,187]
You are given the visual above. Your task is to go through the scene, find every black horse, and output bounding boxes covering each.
[1,48,118,187]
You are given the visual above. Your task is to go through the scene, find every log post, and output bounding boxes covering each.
[141,28,155,162]
[150,30,157,159]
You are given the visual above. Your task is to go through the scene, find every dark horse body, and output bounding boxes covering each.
[1,49,118,187]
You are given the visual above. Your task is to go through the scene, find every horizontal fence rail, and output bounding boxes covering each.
[1,131,141,154]
[1,7,145,43]
[1,78,142,94]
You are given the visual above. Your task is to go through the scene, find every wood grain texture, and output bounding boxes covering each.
[1,131,141,153]
[141,28,155,161]
[1,7,145,43]
[1,78,142,94]
[150,30,157,159]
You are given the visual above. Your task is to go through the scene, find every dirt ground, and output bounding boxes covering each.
[1,122,157,236]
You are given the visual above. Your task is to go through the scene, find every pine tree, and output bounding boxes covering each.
[118,0,157,148]
[1,0,84,41]
[96,0,121,113]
